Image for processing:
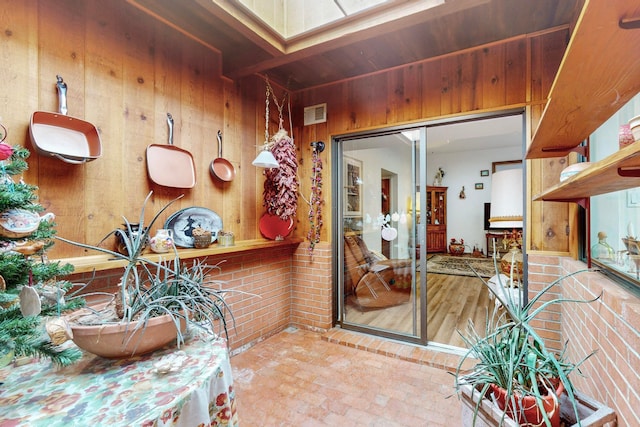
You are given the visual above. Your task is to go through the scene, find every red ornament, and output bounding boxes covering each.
[0,143,13,160]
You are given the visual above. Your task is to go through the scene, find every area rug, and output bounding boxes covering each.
[426,254,497,278]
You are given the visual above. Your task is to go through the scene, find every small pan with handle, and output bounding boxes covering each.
[210,130,235,182]
[145,113,196,188]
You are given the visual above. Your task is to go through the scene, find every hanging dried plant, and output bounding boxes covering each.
[261,78,299,220]
[263,129,298,219]
[307,148,323,256]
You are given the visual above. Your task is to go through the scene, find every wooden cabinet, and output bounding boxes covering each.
[426,186,447,253]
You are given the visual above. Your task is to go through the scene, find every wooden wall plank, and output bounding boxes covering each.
[505,39,527,106]
[458,50,480,113]
[482,44,507,109]
[120,3,157,234]
[0,0,39,183]
[421,60,441,119]
[83,0,125,250]
[35,0,87,255]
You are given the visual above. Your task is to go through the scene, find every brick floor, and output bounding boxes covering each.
[231,327,466,426]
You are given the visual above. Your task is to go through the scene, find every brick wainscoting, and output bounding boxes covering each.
[528,254,640,426]
[65,240,334,354]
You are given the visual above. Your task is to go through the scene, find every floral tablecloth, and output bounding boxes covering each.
[0,332,237,427]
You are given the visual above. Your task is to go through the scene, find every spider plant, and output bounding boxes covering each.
[57,192,237,347]
[454,257,600,426]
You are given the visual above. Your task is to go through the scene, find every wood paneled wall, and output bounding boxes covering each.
[291,29,571,253]
[0,0,267,258]
[1,0,572,260]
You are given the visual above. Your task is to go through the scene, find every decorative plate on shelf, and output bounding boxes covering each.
[259,213,293,240]
[164,207,222,248]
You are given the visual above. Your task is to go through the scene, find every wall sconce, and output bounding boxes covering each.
[252,144,279,168]
[310,140,325,152]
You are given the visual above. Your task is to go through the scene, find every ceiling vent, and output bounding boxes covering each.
[304,103,327,125]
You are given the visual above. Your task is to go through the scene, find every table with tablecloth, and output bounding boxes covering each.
[0,331,237,426]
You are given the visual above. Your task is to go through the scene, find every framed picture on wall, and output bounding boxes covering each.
[344,156,362,217]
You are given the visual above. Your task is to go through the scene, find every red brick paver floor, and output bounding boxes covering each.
[231,327,463,426]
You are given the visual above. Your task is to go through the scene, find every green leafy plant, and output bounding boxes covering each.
[454,259,600,426]
[57,192,238,349]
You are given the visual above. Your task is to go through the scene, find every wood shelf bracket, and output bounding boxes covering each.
[619,17,640,30]
[618,167,640,178]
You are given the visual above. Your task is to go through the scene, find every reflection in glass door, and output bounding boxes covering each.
[339,130,424,342]
[337,113,523,347]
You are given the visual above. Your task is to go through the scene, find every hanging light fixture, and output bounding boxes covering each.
[253,78,280,168]
[252,147,279,168]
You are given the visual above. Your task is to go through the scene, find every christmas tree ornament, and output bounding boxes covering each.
[46,317,73,345]
[19,285,42,316]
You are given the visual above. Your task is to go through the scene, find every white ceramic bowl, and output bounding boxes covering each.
[630,115,640,142]
[560,162,591,182]
[0,209,55,238]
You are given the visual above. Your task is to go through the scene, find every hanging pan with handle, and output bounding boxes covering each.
[145,113,196,188]
[210,130,235,182]
[29,75,103,164]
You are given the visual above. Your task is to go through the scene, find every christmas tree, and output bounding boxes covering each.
[0,124,83,367]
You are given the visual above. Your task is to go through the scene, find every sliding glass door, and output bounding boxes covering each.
[338,128,425,343]
[335,112,524,348]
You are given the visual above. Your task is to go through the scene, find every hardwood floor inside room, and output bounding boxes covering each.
[344,273,491,348]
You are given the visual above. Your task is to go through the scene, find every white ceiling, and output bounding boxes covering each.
[426,115,522,154]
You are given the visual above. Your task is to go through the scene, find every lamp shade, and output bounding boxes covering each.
[252,148,279,168]
[489,169,523,228]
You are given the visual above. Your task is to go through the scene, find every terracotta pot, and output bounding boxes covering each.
[490,381,564,427]
[69,312,185,359]
[449,243,465,256]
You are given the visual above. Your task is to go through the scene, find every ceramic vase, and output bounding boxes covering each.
[150,229,174,253]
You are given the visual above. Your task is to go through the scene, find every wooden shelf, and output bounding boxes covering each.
[53,238,303,274]
[526,0,640,159]
[533,142,640,202]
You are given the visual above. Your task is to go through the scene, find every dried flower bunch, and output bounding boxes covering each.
[307,146,323,255]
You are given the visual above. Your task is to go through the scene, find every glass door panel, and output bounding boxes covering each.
[340,131,422,340]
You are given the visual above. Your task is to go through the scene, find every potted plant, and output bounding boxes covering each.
[454,262,602,427]
[57,192,235,358]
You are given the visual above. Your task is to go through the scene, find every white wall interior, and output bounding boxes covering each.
[427,146,522,255]
[349,142,413,259]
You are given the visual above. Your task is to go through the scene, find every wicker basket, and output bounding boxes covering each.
[193,232,212,249]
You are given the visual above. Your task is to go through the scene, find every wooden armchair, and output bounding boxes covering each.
[343,234,412,310]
